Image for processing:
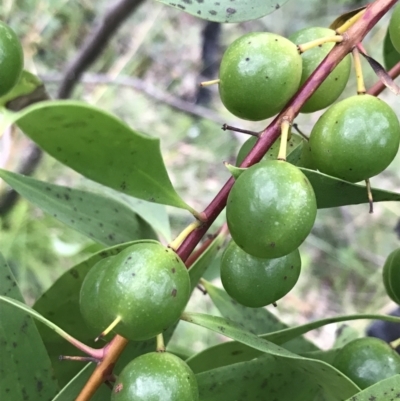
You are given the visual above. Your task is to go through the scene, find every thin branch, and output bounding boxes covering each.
[57,0,145,99]
[42,73,225,125]
[176,0,398,262]
[367,61,400,96]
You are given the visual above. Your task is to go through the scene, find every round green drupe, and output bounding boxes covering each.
[0,21,23,97]
[289,27,351,113]
[383,28,400,71]
[79,240,190,341]
[236,134,303,166]
[309,95,400,182]
[226,160,317,259]
[382,248,400,304]
[112,352,199,401]
[221,240,301,307]
[389,2,400,53]
[333,337,400,389]
[218,32,302,121]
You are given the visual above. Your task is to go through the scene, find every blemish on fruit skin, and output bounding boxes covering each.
[114,383,123,393]
[171,289,177,297]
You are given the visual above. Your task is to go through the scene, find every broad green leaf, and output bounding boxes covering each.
[301,168,400,208]
[196,354,342,401]
[383,29,400,71]
[91,185,171,241]
[343,375,400,401]
[186,312,400,374]
[0,254,58,400]
[155,0,289,23]
[188,232,226,292]
[183,312,359,400]
[14,100,196,213]
[0,169,157,246]
[52,364,110,401]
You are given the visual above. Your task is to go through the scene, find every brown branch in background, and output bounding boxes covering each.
[42,73,225,125]
[176,0,398,262]
[367,61,400,96]
[57,0,145,99]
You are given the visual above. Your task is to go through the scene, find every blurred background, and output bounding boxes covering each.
[0,0,399,353]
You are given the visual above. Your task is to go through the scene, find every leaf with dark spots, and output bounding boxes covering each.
[155,0,289,22]
[0,253,58,400]
[14,100,195,213]
[0,169,158,246]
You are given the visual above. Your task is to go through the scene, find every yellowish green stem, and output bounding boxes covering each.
[365,179,373,214]
[390,337,400,350]
[169,221,202,251]
[336,9,366,34]
[156,333,166,352]
[352,48,366,94]
[95,316,122,342]
[277,120,291,161]
[298,35,343,53]
[200,79,220,87]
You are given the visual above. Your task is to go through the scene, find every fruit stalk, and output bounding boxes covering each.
[352,47,366,94]
[297,35,343,53]
[176,0,397,262]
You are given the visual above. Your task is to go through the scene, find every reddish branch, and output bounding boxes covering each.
[176,0,399,262]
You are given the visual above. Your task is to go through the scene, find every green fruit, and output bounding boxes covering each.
[0,21,24,97]
[236,134,303,166]
[289,27,351,113]
[333,337,400,389]
[221,240,301,308]
[226,160,317,259]
[382,248,400,304]
[218,32,302,121]
[309,95,400,182]
[112,352,199,401]
[389,2,400,54]
[79,240,190,341]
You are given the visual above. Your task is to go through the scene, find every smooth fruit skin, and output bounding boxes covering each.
[309,95,400,182]
[80,241,190,341]
[0,21,23,97]
[226,160,317,259]
[221,240,301,308]
[112,352,199,401]
[333,337,400,389]
[289,27,351,113]
[382,248,400,304]
[218,32,302,121]
[389,2,400,54]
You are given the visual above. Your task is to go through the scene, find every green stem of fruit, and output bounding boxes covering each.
[352,47,366,94]
[297,35,343,53]
[95,316,122,342]
[365,179,374,214]
[336,9,366,34]
[390,338,400,349]
[277,120,291,160]
[200,78,220,87]
[169,221,202,251]
[156,333,166,352]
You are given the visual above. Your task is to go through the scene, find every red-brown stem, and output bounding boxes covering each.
[176,0,397,262]
[368,61,400,95]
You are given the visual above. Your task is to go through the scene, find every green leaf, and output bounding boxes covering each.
[343,375,400,401]
[0,253,58,400]
[196,354,344,401]
[0,169,158,246]
[301,168,400,208]
[14,100,196,213]
[51,364,110,401]
[186,312,400,374]
[188,233,226,292]
[155,0,289,23]
[90,185,171,241]
[183,312,359,400]
[383,29,400,71]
